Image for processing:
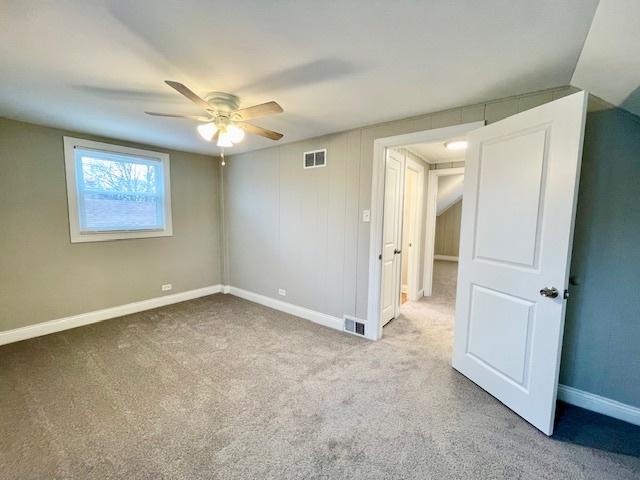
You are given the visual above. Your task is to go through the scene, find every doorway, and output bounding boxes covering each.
[400,158,424,304]
[367,122,483,340]
[422,167,465,299]
[369,91,588,436]
[430,173,463,304]
[379,134,469,328]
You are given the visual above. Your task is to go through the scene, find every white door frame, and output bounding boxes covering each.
[367,121,484,340]
[422,166,465,297]
[404,157,425,302]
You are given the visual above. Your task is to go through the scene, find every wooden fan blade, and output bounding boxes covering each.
[164,81,211,111]
[145,112,210,121]
[238,122,283,141]
[233,101,283,121]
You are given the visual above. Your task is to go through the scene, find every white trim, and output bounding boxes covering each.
[0,284,363,347]
[224,286,344,332]
[367,121,484,341]
[434,255,459,261]
[405,147,466,165]
[423,167,464,297]
[558,384,640,426]
[0,285,223,346]
[63,136,173,243]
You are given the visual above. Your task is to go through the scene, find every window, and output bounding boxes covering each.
[63,137,172,242]
[303,149,327,169]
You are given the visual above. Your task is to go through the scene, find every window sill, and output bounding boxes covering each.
[70,229,173,243]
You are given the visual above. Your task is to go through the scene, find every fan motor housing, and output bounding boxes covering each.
[204,92,240,113]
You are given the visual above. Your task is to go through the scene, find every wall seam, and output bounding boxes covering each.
[354,129,363,318]
[218,157,228,285]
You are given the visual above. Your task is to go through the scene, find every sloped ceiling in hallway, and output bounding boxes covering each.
[0,0,599,155]
[437,175,464,216]
[571,0,640,117]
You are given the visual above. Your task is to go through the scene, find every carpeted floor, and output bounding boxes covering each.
[429,259,459,304]
[554,401,640,459]
[1,269,639,478]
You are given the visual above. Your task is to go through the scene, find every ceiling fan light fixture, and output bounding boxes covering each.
[227,124,245,143]
[217,131,233,148]
[148,81,284,144]
[197,122,218,141]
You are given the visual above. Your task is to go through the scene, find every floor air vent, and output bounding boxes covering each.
[344,317,365,336]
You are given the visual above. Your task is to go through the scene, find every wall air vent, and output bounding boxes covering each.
[303,149,327,169]
[344,316,365,336]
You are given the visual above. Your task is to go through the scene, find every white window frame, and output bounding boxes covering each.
[63,136,173,243]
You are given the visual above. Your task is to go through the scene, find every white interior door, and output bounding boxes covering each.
[381,149,404,325]
[452,91,588,435]
[404,158,424,302]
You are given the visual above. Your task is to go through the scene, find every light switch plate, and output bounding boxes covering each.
[362,209,371,222]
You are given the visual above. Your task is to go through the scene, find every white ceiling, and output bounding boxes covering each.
[571,0,640,117]
[0,0,599,155]
[407,141,465,164]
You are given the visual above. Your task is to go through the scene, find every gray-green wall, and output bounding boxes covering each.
[223,86,640,409]
[3,85,638,410]
[560,104,640,407]
[223,86,577,320]
[0,118,222,331]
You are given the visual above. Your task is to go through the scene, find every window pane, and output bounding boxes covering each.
[75,149,165,232]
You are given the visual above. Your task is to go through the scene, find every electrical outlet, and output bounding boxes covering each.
[161,284,172,292]
[278,288,286,296]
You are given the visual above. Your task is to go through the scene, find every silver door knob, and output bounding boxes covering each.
[539,287,559,298]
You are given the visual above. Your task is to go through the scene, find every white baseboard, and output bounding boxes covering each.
[0,285,223,346]
[558,384,640,426]
[434,254,458,262]
[224,286,344,332]
[417,289,424,298]
[8,289,637,427]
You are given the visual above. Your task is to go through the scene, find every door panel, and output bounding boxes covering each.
[381,150,404,325]
[467,285,534,387]
[475,128,547,267]
[453,91,588,435]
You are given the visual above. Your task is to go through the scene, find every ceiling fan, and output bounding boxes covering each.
[146,81,284,148]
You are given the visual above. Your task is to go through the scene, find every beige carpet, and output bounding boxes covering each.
[1,279,639,478]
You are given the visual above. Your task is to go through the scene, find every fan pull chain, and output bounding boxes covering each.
[220,149,226,166]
